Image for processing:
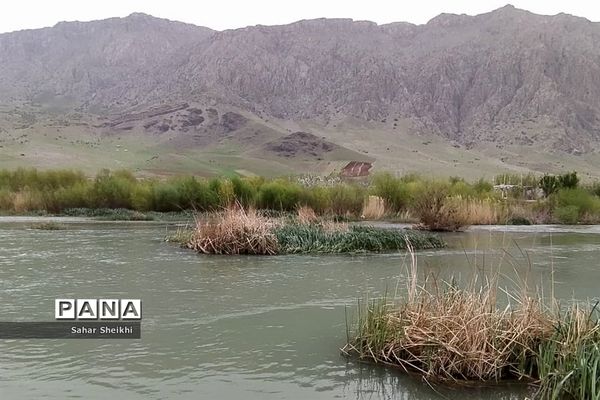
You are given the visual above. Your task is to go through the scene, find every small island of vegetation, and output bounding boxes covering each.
[343,256,600,399]
[167,205,445,254]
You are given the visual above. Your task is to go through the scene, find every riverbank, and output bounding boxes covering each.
[0,208,193,222]
[2,168,600,229]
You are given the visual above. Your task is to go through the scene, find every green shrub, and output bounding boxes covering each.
[192,180,220,211]
[50,183,90,211]
[540,175,560,197]
[0,168,87,191]
[411,183,468,231]
[170,176,219,210]
[217,179,235,207]
[152,183,181,212]
[448,180,477,198]
[555,205,580,224]
[258,180,302,211]
[328,184,365,215]
[90,169,134,209]
[589,183,600,198]
[131,182,154,211]
[473,178,493,194]
[558,171,579,189]
[300,186,332,214]
[554,188,600,220]
[231,176,257,208]
[371,172,409,212]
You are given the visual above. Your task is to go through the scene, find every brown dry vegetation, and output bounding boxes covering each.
[343,256,552,381]
[457,198,504,225]
[297,205,318,224]
[177,205,445,255]
[361,195,386,220]
[187,205,279,255]
[342,251,600,398]
[412,186,470,231]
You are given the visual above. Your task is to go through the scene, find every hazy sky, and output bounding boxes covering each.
[1,0,599,34]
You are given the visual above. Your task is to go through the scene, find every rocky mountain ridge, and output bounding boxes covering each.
[1,5,600,176]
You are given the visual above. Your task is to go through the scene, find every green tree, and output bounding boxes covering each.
[558,172,579,189]
[371,172,409,212]
[539,175,559,197]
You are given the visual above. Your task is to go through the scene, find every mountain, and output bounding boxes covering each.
[1,6,600,178]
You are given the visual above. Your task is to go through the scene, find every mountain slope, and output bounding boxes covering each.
[1,6,600,177]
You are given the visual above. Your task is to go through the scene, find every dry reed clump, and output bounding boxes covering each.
[343,249,600,397]
[187,206,279,255]
[506,202,550,225]
[384,287,551,381]
[12,190,45,213]
[457,198,503,225]
[361,196,386,220]
[344,284,553,381]
[392,210,416,223]
[296,205,349,232]
[342,249,556,383]
[297,205,319,224]
[412,188,470,231]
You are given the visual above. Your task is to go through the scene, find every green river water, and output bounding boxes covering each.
[1,219,599,399]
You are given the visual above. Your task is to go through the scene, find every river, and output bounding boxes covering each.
[1,219,599,399]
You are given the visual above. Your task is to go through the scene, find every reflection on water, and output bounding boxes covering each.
[0,221,598,399]
[344,364,531,400]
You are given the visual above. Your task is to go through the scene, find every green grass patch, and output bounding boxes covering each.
[536,304,600,399]
[275,224,444,254]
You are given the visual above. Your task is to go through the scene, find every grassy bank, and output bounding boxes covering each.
[2,167,600,229]
[342,257,600,398]
[168,206,444,255]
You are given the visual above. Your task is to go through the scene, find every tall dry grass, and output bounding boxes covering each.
[505,202,552,225]
[361,195,386,220]
[344,274,551,381]
[13,190,46,213]
[457,198,503,225]
[187,205,279,255]
[343,249,600,397]
[412,187,469,231]
[297,205,318,224]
